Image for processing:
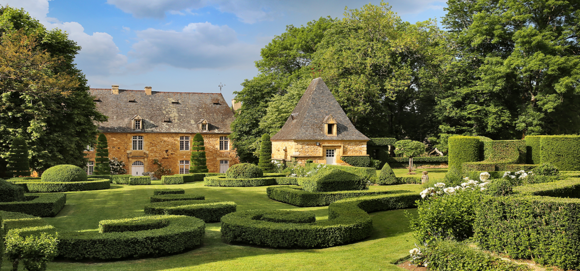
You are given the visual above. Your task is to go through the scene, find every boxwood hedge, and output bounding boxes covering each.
[448,136,481,173]
[111,174,132,184]
[0,193,66,217]
[129,176,151,185]
[150,194,205,203]
[204,176,277,187]
[267,186,396,207]
[161,175,184,185]
[539,135,580,171]
[221,192,419,248]
[144,200,236,222]
[41,164,87,182]
[153,189,184,195]
[11,179,111,192]
[321,165,376,183]
[176,173,223,183]
[260,211,316,223]
[377,163,397,185]
[341,156,371,167]
[301,169,365,192]
[99,216,169,233]
[58,215,204,260]
[524,135,542,164]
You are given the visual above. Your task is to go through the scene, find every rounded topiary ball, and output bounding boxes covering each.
[226,163,263,179]
[41,164,87,182]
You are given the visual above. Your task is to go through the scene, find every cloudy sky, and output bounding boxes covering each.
[1,0,446,105]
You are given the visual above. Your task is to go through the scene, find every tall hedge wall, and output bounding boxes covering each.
[483,140,526,163]
[367,138,396,168]
[341,156,371,167]
[539,135,580,171]
[524,135,542,164]
[448,136,481,173]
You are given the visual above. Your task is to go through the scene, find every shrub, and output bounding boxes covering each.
[260,211,316,223]
[152,159,172,179]
[0,193,66,217]
[178,173,223,182]
[58,215,205,260]
[301,169,365,192]
[539,135,580,171]
[129,176,151,185]
[524,135,542,164]
[267,186,397,207]
[41,164,87,183]
[396,177,421,184]
[111,174,131,184]
[377,163,397,185]
[258,134,275,173]
[0,178,25,202]
[204,176,276,187]
[150,194,204,203]
[6,137,30,178]
[95,134,111,175]
[448,136,481,174]
[99,216,169,233]
[88,175,111,180]
[153,189,184,195]
[317,164,376,183]
[370,158,381,169]
[5,228,58,271]
[532,163,559,176]
[341,156,371,167]
[482,140,526,163]
[161,175,184,185]
[24,179,110,192]
[144,200,236,222]
[190,133,208,173]
[109,158,127,175]
[368,138,397,146]
[485,178,514,197]
[226,163,263,179]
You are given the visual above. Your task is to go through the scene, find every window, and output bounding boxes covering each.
[202,123,208,131]
[327,124,335,135]
[323,115,337,136]
[86,145,94,151]
[180,136,190,151]
[135,119,141,130]
[87,161,94,175]
[179,160,190,174]
[220,136,229,151]
[132,136,143,150]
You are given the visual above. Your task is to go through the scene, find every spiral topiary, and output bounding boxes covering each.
[41,165,87,183]
[226,163,263,179]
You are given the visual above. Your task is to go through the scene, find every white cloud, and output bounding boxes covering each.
[1,0,49,22]
[129,22,260,70]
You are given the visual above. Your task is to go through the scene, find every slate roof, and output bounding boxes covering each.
[271,78,369,141]
[89,88,234,134]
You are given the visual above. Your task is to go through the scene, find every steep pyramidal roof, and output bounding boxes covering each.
[271,78,369,141]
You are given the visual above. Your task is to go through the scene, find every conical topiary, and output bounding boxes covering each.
[377,162,397,185]
[190,133,208,173]
[95,134,111,175]
[258,134,275,173]
[6,137,30,177]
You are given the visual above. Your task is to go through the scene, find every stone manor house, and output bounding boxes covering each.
[84,85,239,176]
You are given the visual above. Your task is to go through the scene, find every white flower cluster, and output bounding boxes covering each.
[420,172,492,199]
[287,163,327,178]
[409,247,428,267]
[503,170,533,180]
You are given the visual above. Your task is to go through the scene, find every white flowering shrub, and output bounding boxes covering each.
[409,246,428,267]
[285,163,326,177]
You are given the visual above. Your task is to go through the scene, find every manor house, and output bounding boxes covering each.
[84,85,239,176]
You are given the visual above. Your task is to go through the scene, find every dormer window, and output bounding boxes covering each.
[171,101,180,104]
[323,115,337,137]
[327,124,335,134]
[135,119,141,130]
[132,115,143,130]
[198,119,209,132]
[129,99,137,103]
[202,123,208,131]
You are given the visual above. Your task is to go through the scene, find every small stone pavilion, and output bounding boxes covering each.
[271,78,369,165]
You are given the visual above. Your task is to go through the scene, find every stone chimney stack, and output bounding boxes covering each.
[112,85,119,95]
[145,86,152,95]
[232,99,242,113]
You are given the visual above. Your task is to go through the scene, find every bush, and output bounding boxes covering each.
[41,164,87,183]
[0,193,66,217]
[539,135,580,171]
[58,215,205,260]
[377,163,397,185]
[88,175,111,180]
[532,163,559,176]
[448,136,481,174]
[95,134,111,175]
[524,135,542,164]
[273,177,299,185]
[111,174,132,184]
[150,194,204,203]
[23,179,110,192]
[0,178,25,202]
[316,164,376,183]
[190,133,208,173]
[396,177,421,184]
[301,169,365,192]
[482,140,526,163]
[204,176,276,187]
[368,138,397,146]
[178,173,223,182]
[226,163,263,179]
[6,137,31,178]
[129,176,151,185]
[144,200,236,222]
[99,216,169,233]
[267,186,400,207]
[5,228,58,271]
[258,134,275,173]
[109,158,127,175]
[221,193,418,248]
[341,156,371,167]
[485,178,514,197]
[153,189,184,195]
[161,175,184,185]
[260,211,316,223]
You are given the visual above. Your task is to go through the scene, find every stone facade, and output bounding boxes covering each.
[85,133,238,174]
[272,140,367,166]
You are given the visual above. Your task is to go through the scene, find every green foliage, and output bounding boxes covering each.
[377,163,397,185]
[6,137,30,177]
[204,176,276,187]
[5,229,58,271]
[532,163,559,176]
[341,156,371,167]
[190,133,208,173]
[152,158,172,179]
[177,173,222,183]
[539,135,580,171]
[109,158,127,175]
[99,216,169,233]
[2,216,47,233]
[301,169,365,192]
[485,179,514,197]
[150,194,204,203]
[41,164,87,183]
[226,163,263,179]
[422,240,530,271]
[434,134,453,154]
[58,215,205,260]
[396,177,422,184]
[483,140,526,163]
[319,164,377,183]
[259,78,311,137]
[152,189,185,196]
[22,179,110,192]
[260,211,316,223]
[448,136,481,174]
[258,134,275,173]
[368,138,397,147]
[161,175,184,185]
[95,134,110,175]
[0,178,25,202]
[111,174,131,184]
[266,186,396,207]
[144,200,236,223]
[0,193,66,217]
[524,135,542,164]
[128,176,151,185]
[394,140,425,158]
[222,193,418,248]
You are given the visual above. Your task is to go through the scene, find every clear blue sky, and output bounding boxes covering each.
[1,0,447,105]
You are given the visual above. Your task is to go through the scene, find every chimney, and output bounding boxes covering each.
[145,86,152,95]
[232,99,242,113]
[112,85,119,95]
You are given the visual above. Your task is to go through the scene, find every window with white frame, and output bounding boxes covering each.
[132,136,143,150]
[134,119,142,130]
[202,123,208,131]
[86,145,94,151]
[179,160,190,174]
[219,136,229,151]
[180,136,190,151]
[87,161,94,175]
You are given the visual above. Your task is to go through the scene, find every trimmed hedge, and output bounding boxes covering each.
[226,163,263,179]
[0,193,66,217]
[539,135,580,171]
[204,176,277,187]
[221,192,419,248]
[301,169,365,192]
[274,177,300,185]
[150,194,205,203]
[58,215,205,260]
[424,240,530,271]
[145,200,236,223]
[319,165,376,183]
[525,135,542,164]
[153,189,184,195]
[267,186,395,207]
[260,211,316,223]
[112,174,132,184]
[12,179,111,192]
[368,138,397,146]
[88,175,111,180]
[177,173,223,183]
[129,176,151,185]
[341,156,371,167]
[377,163,397,185]
[396,177,421,184]
[0,178,25,202]
[161,175,184,185]
[99,216,169,233]
[483,140,526,163]
[448,136,481,174]
[41,164,87,182]
[390,156,448,163]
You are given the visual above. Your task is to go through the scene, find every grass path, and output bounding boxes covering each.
[3,182,424,271]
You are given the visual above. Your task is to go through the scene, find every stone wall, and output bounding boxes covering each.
[85,133,239,174]
[272,140,367,166]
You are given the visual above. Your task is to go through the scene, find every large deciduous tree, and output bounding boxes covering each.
[0,7,107,176]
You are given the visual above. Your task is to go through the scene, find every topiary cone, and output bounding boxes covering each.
[190,133,208,173]
[258,134,275,173]
[377,162,397,185]
[95,133,111,175]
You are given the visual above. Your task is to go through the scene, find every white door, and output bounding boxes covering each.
[132,161,144,176]
[220,160,229,173]
[326,149,336,165]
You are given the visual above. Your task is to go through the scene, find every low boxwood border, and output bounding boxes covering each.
[161,175,184,185]
[204,176,277,187]
[221,192,419,248]
[144,200,236,222]
[129,176,151,185]
[150,194,205,203]
[9,179,110,192]
[0,193,66,217]
[0,211,48,233]
[153,189,185,195]
[58,215,205,260]
[177,173,224,183]
[267,186,396,207]
[111,174,132,184]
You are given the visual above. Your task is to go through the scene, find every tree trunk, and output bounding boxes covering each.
[408,157,413,173]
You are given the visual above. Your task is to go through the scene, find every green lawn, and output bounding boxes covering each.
[2,182,424,271]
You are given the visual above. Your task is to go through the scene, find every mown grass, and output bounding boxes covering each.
[2,182,424,271]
